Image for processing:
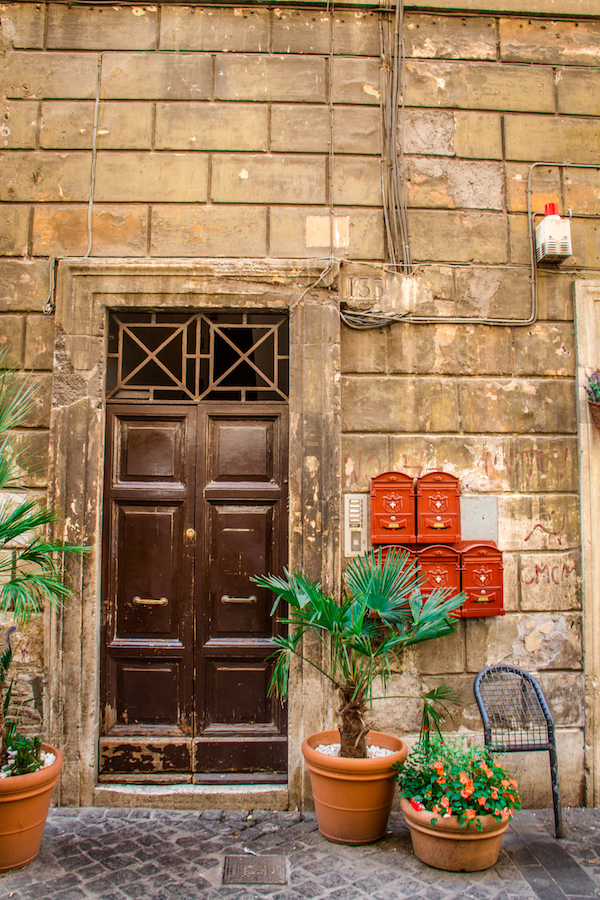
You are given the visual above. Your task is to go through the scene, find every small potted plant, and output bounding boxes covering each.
[584,369,600,431]
[0,365,85,871]
[253,548,466,845]
[396,734,522,871]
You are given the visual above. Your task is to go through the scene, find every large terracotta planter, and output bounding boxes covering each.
[0,743,63,872]
[302,729,408,845]
[400,797,510,871]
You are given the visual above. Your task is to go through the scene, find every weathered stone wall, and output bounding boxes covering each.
[0,1,598,807]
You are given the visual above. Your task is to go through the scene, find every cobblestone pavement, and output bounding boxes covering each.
[2,807,600,900]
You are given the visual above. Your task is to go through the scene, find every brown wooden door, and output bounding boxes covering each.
[100,403,288,780]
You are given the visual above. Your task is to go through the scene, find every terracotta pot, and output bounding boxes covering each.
[0,743,63,872]
[400,797,510,872]
[302,729,408,845]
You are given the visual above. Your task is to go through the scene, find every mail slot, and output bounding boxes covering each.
[460,542,504,618]
[416,471,461,544]
[418,545,461,600]
[370,472,416,544]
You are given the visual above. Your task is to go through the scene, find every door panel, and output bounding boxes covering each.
[101,402,288,779]
[100,406,195,775]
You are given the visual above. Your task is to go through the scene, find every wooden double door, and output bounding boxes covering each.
[100,402,288,781]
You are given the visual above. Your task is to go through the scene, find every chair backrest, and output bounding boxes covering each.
[474,664,555,752]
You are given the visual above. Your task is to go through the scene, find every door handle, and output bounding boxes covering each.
[133,596,168,606]
[221,595,257,604]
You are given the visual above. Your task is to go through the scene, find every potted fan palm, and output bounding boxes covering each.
[0,365,85,871]
[396,735,522,871]
[253,548,466,845]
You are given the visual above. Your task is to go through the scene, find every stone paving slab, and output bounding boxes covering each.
[1,808,600,900]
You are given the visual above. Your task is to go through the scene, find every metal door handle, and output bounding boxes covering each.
[133,596,168,606]
[221,594,257,605]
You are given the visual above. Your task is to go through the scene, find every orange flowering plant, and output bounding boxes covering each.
[395,736,522,830]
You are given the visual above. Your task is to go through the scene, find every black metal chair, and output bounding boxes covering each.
[474,664,564,839]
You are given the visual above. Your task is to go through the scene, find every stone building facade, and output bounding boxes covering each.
[0,0,599,811]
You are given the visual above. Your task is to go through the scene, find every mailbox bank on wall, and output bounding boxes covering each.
[369,471,504,617]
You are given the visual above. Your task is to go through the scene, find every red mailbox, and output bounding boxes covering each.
[417,545,461,600]
[370,472,416,544]
[416,471,461,544]
[460,543,504,618]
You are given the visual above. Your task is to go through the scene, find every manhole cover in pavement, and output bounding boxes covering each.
[222,856,287,885]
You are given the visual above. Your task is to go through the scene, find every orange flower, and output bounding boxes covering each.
[459,772,469,785]
[441,796,450,808]
[461,788,474,799]
[436,777,446,784]
[478,796,487,806]
[465,810,476,820]
[509,779,518,788]
[491,790,498,800]
[432,805,440,814]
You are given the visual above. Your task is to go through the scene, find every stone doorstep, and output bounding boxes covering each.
[93,783,289,811]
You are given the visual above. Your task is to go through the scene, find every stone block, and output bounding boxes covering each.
[95,152,208,203]
[341,376,459,433]
[557,68,600,116]
[101,52,211,101]
[404,14,496,60]
[17,372,51,427]
[0,260,49,311]
[269,207,384,260]
[565,166,600,216]
[0,150,90,202]
[502,551,519,612]
[461,378,577,435]
[535,673,584,726]
[570,218,600,269]
[515,437,579,493]
[0,4,44,48]
[508,215,529,265]
[407,211,508,263]
[212,155,325,205]
[455,268,532,321]
[342,435,389,491]
[334,11,379,56]
[404,61,554,112]
[497,494,580,552]
[155,103,268,152]
[388,322,512,375]
[32,205,148,257]
[536,273,573,321]
[0,206,29,256]
[405,158,504,209]
[7,431,49,488]
[2,51,98,99]
[334,106,381,155]
[332,156,381,206]
[465,612,582,672]
[505,163,561,214]
[513,323,575,377]
[40,101,153,150]
[47,5,157,50]
[501,18,600,66]
[0,315,24,367]
[150,206,267,258]
[159,6,269,52]
[414,626,465,675]
[24,315,54,370]
[505,114,600,165]
[331,57,380,105]
[403,109,454,156]
[341,327,387,374]
[0,101,37,149]
[272,8,331,55]
[453,112,503,160]
[520,552,581,612]
[271,105,329,153]
[390,435,516,492]
[215,55,326,103]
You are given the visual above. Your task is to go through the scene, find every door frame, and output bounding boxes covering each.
[48,258,341,808]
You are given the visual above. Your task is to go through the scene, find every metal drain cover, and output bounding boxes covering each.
[223,855,287,885]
